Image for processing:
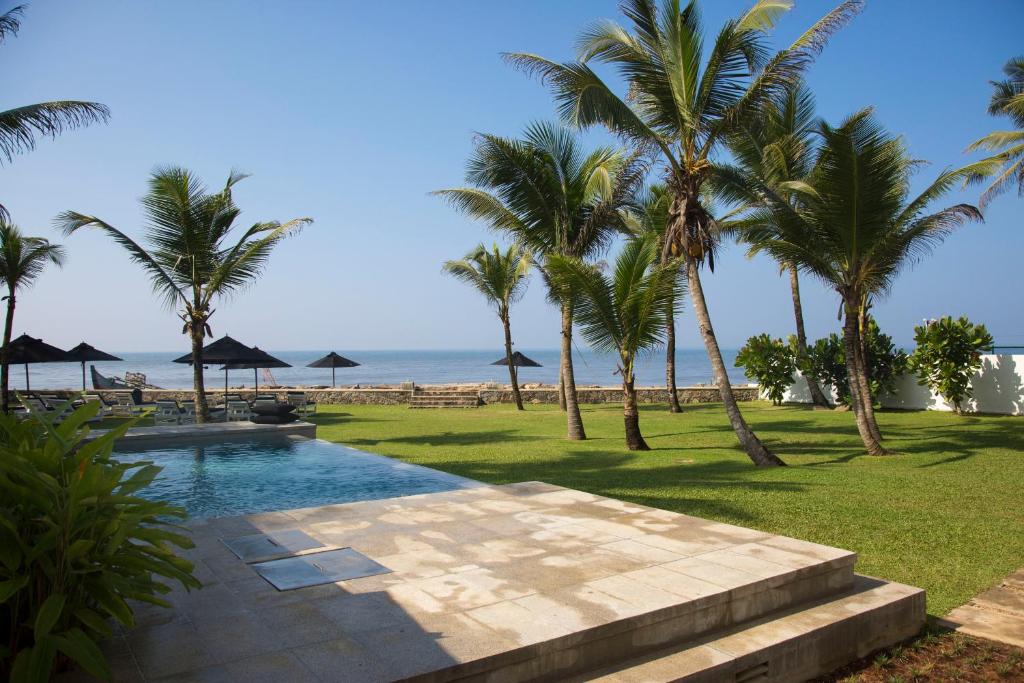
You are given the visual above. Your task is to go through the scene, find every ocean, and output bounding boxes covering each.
[14,348,748,391]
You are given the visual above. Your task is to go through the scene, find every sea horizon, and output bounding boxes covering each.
[15,348,748,391]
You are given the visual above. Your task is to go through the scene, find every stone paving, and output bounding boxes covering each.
[943,568,1024,648]
[74,482,910,682]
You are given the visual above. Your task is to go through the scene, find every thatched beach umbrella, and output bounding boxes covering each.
[220,347,291,393]
[173,335,266,404]
[491,351,542,368]
[67,342,122,391]
[307,351,359,387]
[2,334,72,393]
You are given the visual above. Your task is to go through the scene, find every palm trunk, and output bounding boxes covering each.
[842,303,887,455]
[665,301,682,413]
[557,364,567,411]
[1,290,14,413]
[502,314,523,410]
[190,327,210,423]
[560,300,586,440]
[686,257,784,467]
[789,265,829,407]
[855,309,884,443]
[623,374,649,451]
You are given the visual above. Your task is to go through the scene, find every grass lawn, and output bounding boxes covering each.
[307,401,1024,617]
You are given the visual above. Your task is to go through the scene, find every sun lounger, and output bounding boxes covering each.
[152,400,182,425]
[179,401,197,425]
[286,391,316,418]
[226,400,253,422]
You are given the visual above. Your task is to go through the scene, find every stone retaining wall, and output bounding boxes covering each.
[61,385,758,406]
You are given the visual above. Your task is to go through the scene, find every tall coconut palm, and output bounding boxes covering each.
[735,110,983,454]
[547,235,676,450]
[435,122,644,440]
[506,0,861,466]
[624,184,686,412]
[0,222,64,412]
[964,56,1024,208]
[0,5,109,221]
[58,168,311,422]
[717,81,830,406]
[443,244,531,410]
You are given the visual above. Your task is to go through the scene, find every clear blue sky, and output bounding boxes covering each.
[3,0,1022,352]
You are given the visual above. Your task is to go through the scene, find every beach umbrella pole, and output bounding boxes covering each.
[254,368,259,394]
[81,361,86,392]
[24,364,29,394]
[332,366,336,388]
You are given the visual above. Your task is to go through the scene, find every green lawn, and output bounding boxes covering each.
[307,401,1024,617]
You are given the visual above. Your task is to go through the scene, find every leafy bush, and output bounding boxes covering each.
[0,403,200,682]
[805,319,908,405]
[736,334,796,405]
[910,316,993,413]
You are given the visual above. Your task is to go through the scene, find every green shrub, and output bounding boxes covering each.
[0,402,200,682]
[736,333,796,405]
[910,316,993,413]
[805,319,908,405]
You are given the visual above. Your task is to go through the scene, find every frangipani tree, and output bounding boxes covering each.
[58,168,311,422]
[435,122,644,440]
[506,0,862,466]
[443,244,531,410]
[547,235,676,450]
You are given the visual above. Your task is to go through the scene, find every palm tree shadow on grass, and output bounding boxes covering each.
[345,429,547,448]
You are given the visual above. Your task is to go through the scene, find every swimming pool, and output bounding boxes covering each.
[112,435,479,519]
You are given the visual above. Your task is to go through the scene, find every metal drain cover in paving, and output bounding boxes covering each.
[221,529,326,563]
[252,548,391,591]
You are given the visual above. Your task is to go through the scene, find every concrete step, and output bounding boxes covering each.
[568,575,924,683]
[418,538,861,682]
[409,392,482,408]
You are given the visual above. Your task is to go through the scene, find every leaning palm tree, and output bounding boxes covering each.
[624,184,687,412]
[0,5,109,221]
[547,235,677,451]
[736,110,983,454]
[58,167,311,422]
[0,222,65,412]
[506,0,862,466]
[964,56,1024,208]
[435,122,644,440]
[443,244,531,410]
[717,81,831,407]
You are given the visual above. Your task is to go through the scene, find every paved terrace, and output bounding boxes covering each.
[76,483,923,682]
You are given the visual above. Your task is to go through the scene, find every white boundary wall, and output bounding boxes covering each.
[777,354,1024,416]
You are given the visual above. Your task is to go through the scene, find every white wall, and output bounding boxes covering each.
[778,354,1024,416]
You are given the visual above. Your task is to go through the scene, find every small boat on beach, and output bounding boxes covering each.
[90,365,162,390]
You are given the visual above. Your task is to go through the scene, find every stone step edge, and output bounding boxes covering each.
[566,575,925,683]
[413,553,857,683]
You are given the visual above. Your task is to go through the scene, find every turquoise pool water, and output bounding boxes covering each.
[112,436,478,519]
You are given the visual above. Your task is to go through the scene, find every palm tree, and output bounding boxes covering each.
[624,184,686,412]
[717,81,831,407]
[0,222,65,412]
[547,235,676,450]
[505,0,861,466]
[443,244,531,410]
[0,5,109,221]
[964,56,1024,208]
[435,122,644,440]
[735,110,983,454]
[58,167,311,422]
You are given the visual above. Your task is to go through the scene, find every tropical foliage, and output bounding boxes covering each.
[435,122,643,439]
[0,403,199,682]
[910,316,994,414]
[733,109,981,454]
[736,334,795,406]
[625,184,686,412]
[506,0,863,466]
[0,5,109,221]
[547,236,676,450]
[0,223,65,413]
[802,321,907,408]
[965,57,1024,207]
[58,168,311,421]
[443,244,531,409]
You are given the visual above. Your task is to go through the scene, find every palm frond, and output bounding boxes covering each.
[0,5,24,44]
[0,101,110,163]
